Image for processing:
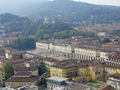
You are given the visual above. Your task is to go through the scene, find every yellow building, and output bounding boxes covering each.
[50,60,90,81]
[77,65,91,81]
[71,64,104,82]
[50,63,77,79]
[50,59,120,82]
[50,59,78,79]
[0,68,5,85]
[89,66,104,81]
[50,60,80,79]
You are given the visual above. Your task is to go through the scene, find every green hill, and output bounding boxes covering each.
[0,13,31,33]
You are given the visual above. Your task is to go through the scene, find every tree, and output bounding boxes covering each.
[37,78,47,87]
[2,62,14,79]
[18,34,25,40]
[53,32,59,39]
[2,41,7,46]
[6,37,36,50]
[114,39,118,42]
[29,35,38,41]
[36,30,41,37]
[102,38,111,43]
[44,34,51,39]
[37,66,44,75]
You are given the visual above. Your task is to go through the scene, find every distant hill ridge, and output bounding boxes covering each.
[4,0,120,24]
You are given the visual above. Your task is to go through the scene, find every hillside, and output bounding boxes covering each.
[15,0,120,24]
[0,13,31,33]
[0,13,95,49]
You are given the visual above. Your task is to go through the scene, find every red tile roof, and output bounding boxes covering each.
[0,68,4,71]
[99,85,113,90]
[5,75,40,82]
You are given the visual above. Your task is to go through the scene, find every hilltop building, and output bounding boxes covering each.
[43,16,61,24]
[43,16,50,24]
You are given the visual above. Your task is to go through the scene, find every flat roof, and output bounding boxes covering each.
[47,76,68,82]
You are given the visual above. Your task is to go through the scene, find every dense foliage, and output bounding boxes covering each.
[52,30,95,39]
[5,22,95,49]
[16,0,120,24]
[2,62,14,80]
[102,38,111,43]
[37,78,47,87]
[0,13,31,33]
[6,35,36,50]
[23,22,73,37]
[22,21,95,40]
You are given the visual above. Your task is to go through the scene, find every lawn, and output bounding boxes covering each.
[86,81,107,89]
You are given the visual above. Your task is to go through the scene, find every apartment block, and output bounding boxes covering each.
[0,68,5,85]
[106,74,120,89]
[39,57,58,71]
[5,75,40,88]
[14,67,38,76]
[50,59,120,82]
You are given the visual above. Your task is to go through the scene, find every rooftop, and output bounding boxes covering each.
[5,75,40,82]
[14,72,31,76]
[47,76,68,82]
[108,73,120,79]
[14,67,38,71]
[99,85,113,90]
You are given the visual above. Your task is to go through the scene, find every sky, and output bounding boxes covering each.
[0,0,120,6]
[74,0,120,6]
[0,0,46,13]
[0,0,45,4]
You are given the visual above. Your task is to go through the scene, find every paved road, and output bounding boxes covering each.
[26,50,69,61]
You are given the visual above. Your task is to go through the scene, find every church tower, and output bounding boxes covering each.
[43,16,50,24]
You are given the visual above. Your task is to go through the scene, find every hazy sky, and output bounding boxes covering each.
[75,0,120,6]
[49,0,120,6]
[0,0,45,3]
[0,0,120,6]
